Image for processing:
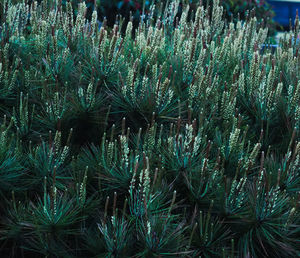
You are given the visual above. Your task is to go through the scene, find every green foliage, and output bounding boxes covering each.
[188,208,232,257]
[0,0,299,257]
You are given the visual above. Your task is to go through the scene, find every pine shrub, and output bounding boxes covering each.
[0,0,299,257]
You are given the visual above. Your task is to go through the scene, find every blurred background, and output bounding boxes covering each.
[91,0,300,27]
[83,0,300,36]
[268,0,300,28]
[3,0,300,41]
[94,0,300,42]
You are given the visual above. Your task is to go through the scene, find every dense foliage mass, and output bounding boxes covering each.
[0,0,299,257]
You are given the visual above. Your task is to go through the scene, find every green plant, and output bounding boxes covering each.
[0,0,299,257]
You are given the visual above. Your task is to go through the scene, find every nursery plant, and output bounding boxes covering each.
[0,0,299,257]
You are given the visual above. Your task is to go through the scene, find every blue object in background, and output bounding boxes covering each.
[268,0,300,27]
